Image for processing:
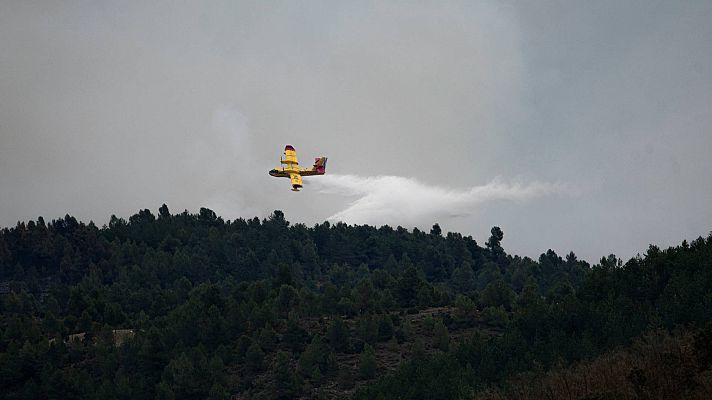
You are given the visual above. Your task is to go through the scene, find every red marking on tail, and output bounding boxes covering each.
[313,157,327,174]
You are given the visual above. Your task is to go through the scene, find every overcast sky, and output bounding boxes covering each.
[1,1,711,263]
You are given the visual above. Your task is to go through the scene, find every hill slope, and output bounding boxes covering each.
[1,206,710,399]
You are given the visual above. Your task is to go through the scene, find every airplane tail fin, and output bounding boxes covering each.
[313,157,328,174]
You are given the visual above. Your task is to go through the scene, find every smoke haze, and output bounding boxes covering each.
[313,175,567,228]
[1,1,711,262]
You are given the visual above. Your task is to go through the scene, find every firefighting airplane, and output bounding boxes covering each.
[269,145,327,191]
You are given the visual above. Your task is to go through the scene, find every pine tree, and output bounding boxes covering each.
[245,342,265,374]
[358,344,377,379]
[273,351,300,399]
[326,316,349,352]
[433,320,450,352]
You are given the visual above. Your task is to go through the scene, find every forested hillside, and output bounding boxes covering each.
[1,206,710,399]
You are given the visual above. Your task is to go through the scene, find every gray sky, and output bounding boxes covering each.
[1,1,711,263]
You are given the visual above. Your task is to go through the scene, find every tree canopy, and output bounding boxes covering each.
[0,206,710,399]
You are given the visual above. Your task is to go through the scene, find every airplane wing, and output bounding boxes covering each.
[289,173,303,191]
[282,145,299,166]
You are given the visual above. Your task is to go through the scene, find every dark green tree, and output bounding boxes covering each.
[277,284,299,317]
[273,351,301,399]
[245,342,265,374]
[358,344,377,379]
[433,320,450,352]
[326,316,350,352]
[481,278,515,310]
